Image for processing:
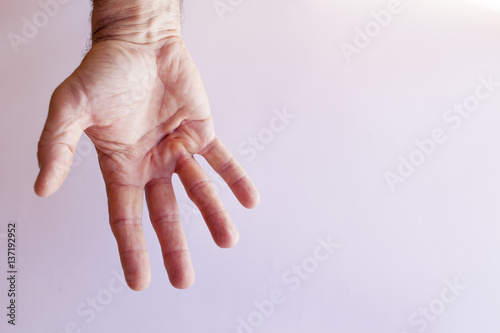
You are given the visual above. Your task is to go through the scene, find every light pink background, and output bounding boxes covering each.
[2,0,500,332]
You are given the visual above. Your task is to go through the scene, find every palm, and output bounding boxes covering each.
[35,37,259,290]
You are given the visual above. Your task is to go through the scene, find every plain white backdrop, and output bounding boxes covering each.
[2,0,500,332]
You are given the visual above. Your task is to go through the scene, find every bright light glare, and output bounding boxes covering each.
[460,0,500,12]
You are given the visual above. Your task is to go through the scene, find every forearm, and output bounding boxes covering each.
[91,0,182,44]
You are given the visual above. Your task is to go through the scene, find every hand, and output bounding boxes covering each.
[34,34,260,291]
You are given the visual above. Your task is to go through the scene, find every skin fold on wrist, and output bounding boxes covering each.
[91,0,182,45]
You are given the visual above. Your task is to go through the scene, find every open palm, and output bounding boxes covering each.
[35,36,259,290]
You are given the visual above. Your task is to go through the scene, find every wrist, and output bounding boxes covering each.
[91,0,181,45]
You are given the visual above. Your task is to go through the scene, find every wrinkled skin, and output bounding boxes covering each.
[34,36,260,291]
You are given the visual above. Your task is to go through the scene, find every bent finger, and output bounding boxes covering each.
[176,153,239,248]
[201,138,260,209]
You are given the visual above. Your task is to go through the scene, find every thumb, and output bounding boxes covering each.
[35,85,87,197]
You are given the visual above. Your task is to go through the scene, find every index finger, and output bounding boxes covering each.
[106,182,151,291]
